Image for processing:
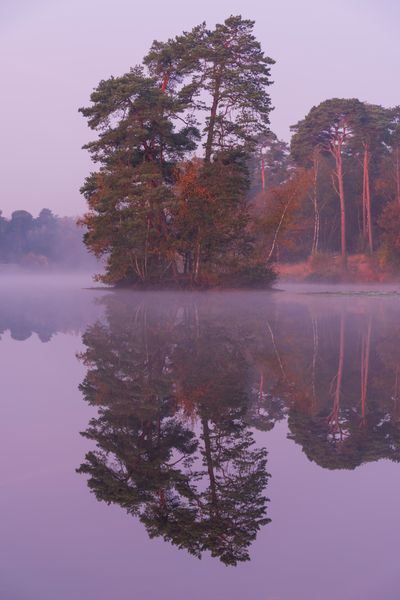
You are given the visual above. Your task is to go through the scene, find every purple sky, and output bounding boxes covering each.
[1,0,399,217]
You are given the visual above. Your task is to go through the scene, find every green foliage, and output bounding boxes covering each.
[290,98,366,165]
[79,22,400,279]
[79,17,276,288]
[79,68,198,285]
[145,15,275,160]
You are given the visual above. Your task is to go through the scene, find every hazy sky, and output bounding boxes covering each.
[1,0,399,217]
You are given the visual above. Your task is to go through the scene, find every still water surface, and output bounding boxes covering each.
[1,277,400,599]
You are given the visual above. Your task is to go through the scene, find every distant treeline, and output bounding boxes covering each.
[0,209,95,270]
[0,285,103,341]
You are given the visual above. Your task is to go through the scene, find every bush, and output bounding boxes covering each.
[306,253,343,282]
[223,262,277,288]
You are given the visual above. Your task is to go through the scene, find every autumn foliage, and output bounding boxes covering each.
[79,17,400,285]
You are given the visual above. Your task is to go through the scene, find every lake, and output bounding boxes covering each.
[1,276,400,600]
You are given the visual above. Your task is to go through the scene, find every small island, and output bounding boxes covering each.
[79,15,400,287]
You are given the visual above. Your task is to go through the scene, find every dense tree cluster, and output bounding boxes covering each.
[80,15,400,284]
[251,100,400,270]
[0,209,95,270]
[79,16,276,287]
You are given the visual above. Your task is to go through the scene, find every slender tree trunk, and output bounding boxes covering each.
[144,217,150,278]
[201,416,218,513]
[363,144,373,253]
[336,152,347,265]
[266,198,292,263]
[311,153,320,256]
[362,155,367,239]
[396,147,400,207]
[161,70,170,93]
[266,320,287,382]
[261,157,266,191]
[366,170,373,254]
[330,131,347,266]
[259,372,264,399]
[205,74,221,163]
[194,239,201,282]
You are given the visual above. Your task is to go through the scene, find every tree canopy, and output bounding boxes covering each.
[76,17,400,283]
[79,16,276,287]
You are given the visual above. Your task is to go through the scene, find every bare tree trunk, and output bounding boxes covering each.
[363,144,373,253]
[261,157,266,191]
[362,153,367,239]
[311,152,320,256]
[329,128,347,267]
[144,217,150,278]
[396,147,400,207]
[336,153,347,265]
[194,240,201,282]
[259,372,264,399]
[266,320,288,382]
[266,199,291,263]
[161,70,170,93]
[205,74,221,163]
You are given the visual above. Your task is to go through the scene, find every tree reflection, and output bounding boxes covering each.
[77,295,271,565]
[77,291,400,563]
[285,303,400,469]
[0,288,101,341]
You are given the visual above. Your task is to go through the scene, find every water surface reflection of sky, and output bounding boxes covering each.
[1,280,399,599]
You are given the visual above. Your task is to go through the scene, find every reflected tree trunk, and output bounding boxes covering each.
[328,313,345,439]
[266,320,287,382]
[311,314,319,411]
[201,416,219,515]
[360,316,372,427]
[259,372,264,400]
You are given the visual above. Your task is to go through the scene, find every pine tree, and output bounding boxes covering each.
[145,15,274,162]
[291,98,365,264]
[79,68,198,284]
[80,18,276,287]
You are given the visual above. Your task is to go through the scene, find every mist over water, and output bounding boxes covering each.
[1,278,400,599]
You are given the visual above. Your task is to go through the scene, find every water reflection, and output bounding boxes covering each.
[74,290,400,563]
[285,303,400,469]
[0,284,101,342]
[77,294,271,565]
